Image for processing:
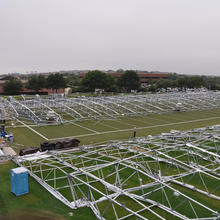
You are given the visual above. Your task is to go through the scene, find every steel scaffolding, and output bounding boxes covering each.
[5,91,220,124]
[13,125,220,219]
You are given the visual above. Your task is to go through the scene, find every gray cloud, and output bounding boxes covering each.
[0,0,220,75]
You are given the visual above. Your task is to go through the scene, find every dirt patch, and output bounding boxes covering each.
[20,194,40,204]
[0,209,66,220]
[0,216,58,220]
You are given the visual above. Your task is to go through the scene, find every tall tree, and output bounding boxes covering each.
[105,74,117,92]
[26,74,46,92]
[46,73,66,93]
[80,70,113,92]
[204,76,220,90]
[177,76,204,89]
[117,70,141,92]
[66,74,79,88]
[3,77,23,94]
[156,79,177,89]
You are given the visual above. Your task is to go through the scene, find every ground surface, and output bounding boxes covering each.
[6,108,220,148]
[0,163,94,220]
[1,108,220,219]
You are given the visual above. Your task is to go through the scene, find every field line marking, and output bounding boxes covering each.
[154,114,185,122]
[143,116,170,124]
[175,112,209,120]
[186,110,219,119]
[96,119,133,129]
[16,119,49,141]
[97,121,119,130]
[127,117,155,125]
[67,121,99,133]
[114,119,138,127]
[48,116,220,141]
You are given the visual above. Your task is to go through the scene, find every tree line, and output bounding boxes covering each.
[2,70,142,94]
[80,70,141,92]
[2,71,220,95]
[155,74,220,91]
[3,73,66,94]
[77,71,220,92]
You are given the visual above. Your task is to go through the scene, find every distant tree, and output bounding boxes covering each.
[66,74,79,88]
[190,76,205,88]
[26,75,46,92]
[80,70,114,92]
[46,73,66,93]
[156,79,168,89]
[156,79,177,89]
[105,74,117,92]
[177,75,204,89]
[168,73,178,80]
[117,70,141,92]
[177,76,187,88]
[204,76,220,90]
[65,74,80,92]
[3,77,23,94]
[116,69,124,73]
[147,78,153,85]
[148,84,157,93]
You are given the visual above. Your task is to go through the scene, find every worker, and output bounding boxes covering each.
[133,126,137,138]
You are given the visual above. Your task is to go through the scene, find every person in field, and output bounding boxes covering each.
[133,126,138,138]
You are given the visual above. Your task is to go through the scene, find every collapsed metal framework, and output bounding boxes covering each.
[14,125,220,219]
[0,97,18,121]
[5,91,220,124]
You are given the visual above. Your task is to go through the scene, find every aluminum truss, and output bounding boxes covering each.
[13,125,220,219]
[0,97,18,120]
[6,91,220,124]
[7,96,62,124]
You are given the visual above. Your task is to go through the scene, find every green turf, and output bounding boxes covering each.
[0,162,95,220]
[8,127,45,148]
[1,108,220,219]
[4,109,220,148]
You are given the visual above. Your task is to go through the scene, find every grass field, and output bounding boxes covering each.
[1,108,220,219]
[5,108,220,148]
[10,126,220,219]
[0,163,93,220]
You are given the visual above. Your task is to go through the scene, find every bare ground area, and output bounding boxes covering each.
[0,209,66,220]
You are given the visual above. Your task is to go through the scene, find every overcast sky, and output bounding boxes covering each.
[0,0,220,75]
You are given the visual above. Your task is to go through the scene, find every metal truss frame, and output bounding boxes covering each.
[0,98,18,120]
[5,91,220,124]
[13,125,220,219]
